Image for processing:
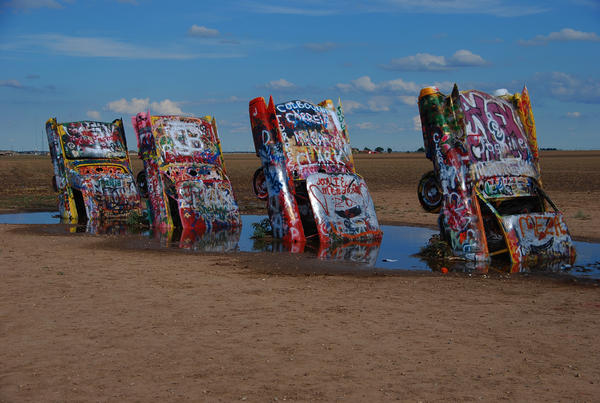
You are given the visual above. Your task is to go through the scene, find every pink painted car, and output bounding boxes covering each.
[132,112,240,232]
[417,85,575,267]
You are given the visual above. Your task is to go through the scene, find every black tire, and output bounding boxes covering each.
[252,167,268,200]
[136,171,149,199]
[417,171,442,213]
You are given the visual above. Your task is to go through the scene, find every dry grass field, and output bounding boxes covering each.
[1,151,600,402]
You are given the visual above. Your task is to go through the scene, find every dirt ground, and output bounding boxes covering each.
[1,151,600,401]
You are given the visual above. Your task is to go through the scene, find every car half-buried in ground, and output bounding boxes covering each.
[46,118,142,225]
[132,112,241,232]
[249,96,382,245]
[417,85,575,267]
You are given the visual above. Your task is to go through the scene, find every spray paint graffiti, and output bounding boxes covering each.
[307,173,380,242]
[45,117,142,224]
[132,112,240,231]
[417,85,575,264]
[249,96,381,245]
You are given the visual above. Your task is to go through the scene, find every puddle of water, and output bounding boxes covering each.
[0,211,60,224]
[1,212,598,280]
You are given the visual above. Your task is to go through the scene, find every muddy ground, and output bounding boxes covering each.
[1,151,600,401]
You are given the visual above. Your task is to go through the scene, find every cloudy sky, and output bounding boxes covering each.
[0,0,598,152]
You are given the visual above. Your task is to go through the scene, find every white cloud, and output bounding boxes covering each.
[367,96,392,112]
[150,99,182,115]
[264,78,296,90]
[303,42,337,52]
[383,78,419,93]
[519,28,600,46]
[413,115,422,132]
[243,2,336,16]
[398,95,416,105]
[354,122,377,130]
[383,50,488,71]
[193,95,243,104]
[340,100,364,114]
[0,79,23,88]
[243,0,547,17]
[188,25,220,38]
[353,76,377,92]
[336,76,419,94]
[385,53,447,71]
[4,34,243,60]
[449,49,487,66]
[530,72,600,104]
[86,110,101,119]
[2,0,64,9]
[106,98,183,115]
[107,98,150,114]
[566,112,582,118]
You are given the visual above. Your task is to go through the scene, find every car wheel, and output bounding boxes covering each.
[418,170,442,213]
[136,171,149,199]
[253,167,268,200]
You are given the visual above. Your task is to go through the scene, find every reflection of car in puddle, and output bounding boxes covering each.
[2,211,597,279]
[249,97,382,246]
[417,85,575,267]
[154,226,241,252]
[46,118,142,226]
[252,237,382,267]
[132,112,241,232]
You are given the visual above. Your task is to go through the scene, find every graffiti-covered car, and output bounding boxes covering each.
[417,85,575,265]
[249,96,382,245]
[132,112,241,231]
[46,118,142,223]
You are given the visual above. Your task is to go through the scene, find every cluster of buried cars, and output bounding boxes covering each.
[46,84,575,271]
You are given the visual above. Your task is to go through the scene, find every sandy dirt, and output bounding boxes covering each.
[1,151,600,401]
[1,225,599,402]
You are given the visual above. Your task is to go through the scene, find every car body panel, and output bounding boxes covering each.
[249,96,381,245]
[306,173,380,242]
[418,85,575,264]
[500,212,575,263]
[45,118,141,223]
[132,112,240,231]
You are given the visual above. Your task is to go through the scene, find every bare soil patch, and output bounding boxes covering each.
[1,225,599,402]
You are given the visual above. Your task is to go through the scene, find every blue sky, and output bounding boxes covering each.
[0,0,599,152]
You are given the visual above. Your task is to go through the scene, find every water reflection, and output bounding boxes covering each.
[0,212,598,279]
[251,237,381,266]
[156,226,241,253]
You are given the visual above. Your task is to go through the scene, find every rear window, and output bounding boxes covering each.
[61,121,126,159]
[152,116,221,165]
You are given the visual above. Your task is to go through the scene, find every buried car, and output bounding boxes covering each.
[249,96,382,245]
[417,85,575,265]
[132,112,240,231]
[45,118,142,224]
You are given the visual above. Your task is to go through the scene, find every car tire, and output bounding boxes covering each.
[418,170,442,213]
[253,167,268,200]
[136,171,149,199]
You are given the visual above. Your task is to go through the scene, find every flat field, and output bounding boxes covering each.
[1,151,599,402]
